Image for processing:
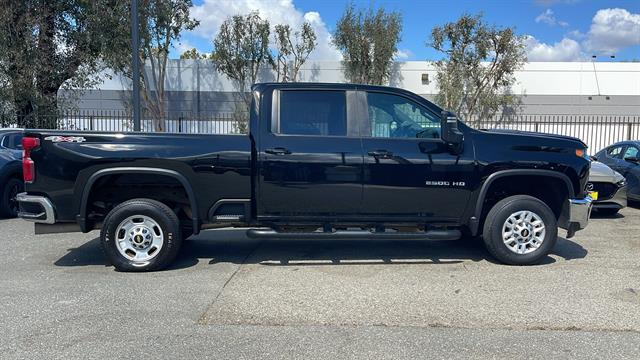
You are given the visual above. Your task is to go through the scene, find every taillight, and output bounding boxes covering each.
[22,137,40,183]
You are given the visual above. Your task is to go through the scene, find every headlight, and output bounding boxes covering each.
[614,171,626,186]
[576,148,590,160]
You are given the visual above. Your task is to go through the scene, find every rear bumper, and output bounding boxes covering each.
[16,193,56,224]
[564,196,593,238]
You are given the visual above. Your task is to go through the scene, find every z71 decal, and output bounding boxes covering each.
[44,136,86,143]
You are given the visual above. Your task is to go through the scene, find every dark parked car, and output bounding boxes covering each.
[588,161,627,215]
[17,83,592,271]
[0,129,23,217]
[594,141,640,202]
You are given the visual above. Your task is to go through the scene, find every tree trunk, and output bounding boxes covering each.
[14,99,35,128]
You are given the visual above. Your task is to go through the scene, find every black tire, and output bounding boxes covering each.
[482,195,558,265]
[1,178,23,218]
[100,198,182,272]
[594,207,619,216]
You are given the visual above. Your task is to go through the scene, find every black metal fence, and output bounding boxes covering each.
[475,114,640,153]
[2,110,245,135]
[3,110,639,153]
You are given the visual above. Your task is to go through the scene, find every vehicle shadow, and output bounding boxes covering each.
[590,211,625,219]
[54,230,588,271]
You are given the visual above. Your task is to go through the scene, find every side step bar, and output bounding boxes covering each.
[246,229,461,241]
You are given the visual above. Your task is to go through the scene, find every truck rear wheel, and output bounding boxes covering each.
[100,199,182,272]
[482,195,557,265]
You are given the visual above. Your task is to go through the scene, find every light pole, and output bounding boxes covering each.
[590,54,615,97]
[131,0,141,131]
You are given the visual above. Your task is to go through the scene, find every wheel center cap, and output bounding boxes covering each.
[521,229,529,237]
[134,234,144,243]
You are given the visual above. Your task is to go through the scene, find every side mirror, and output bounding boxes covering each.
[440,111,464,153]
[624,156,640,164]
[589,155,598,162]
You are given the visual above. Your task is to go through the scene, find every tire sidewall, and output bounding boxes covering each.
[101,201,181,271]
[485,196,558,265]
[1,178,23,217]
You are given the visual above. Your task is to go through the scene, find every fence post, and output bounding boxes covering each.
[628,121,633,141]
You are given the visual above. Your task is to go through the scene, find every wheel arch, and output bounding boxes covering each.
[77,167,199,234]
[470,169,574,236]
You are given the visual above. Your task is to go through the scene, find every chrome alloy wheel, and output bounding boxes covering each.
[115,215,164,263]
[501,210,546,255]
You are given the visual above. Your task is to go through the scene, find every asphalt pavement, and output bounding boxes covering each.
[1,207,639,359]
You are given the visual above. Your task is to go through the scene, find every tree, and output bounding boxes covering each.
[429,14,526,125]
[211,11,272,132]
[180,48,209,60]
[106,0,199,132]
[0,1,125,128]
[273,22,317,82]
[332,4,402,85]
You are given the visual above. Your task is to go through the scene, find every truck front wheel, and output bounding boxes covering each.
[100,199,183,272]
[482,195,558,265]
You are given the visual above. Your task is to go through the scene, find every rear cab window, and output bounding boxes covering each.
[276,90,347,137]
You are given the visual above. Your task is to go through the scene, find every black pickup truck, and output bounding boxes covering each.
[17,83,592,271]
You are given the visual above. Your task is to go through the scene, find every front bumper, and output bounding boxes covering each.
[564,195,593,238]
[592,184,627,210]
[16,193,56,224]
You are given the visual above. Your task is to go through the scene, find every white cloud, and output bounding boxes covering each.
[188,0,341,60]
[394,49,412,60]
[566,29,586,39]
[173,40,196,55]
[525,35,583,61]
[535,9,568,27]
[584,8,640,55]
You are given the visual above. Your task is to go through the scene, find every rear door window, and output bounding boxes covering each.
[277,90,347,136]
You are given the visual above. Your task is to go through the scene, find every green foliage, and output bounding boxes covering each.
[106,0,199,132]
[430,14,526,124]
[0,0,125,128]
[273,22,317,82]
[180,48,209,59]
[332,3,402,85]
[211,11,271,94]
[210,11,272,133]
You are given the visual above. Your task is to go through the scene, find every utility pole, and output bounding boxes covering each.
[131,0,141,131]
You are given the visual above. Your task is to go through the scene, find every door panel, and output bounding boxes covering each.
[360,91,475,220]
[361,138,475,219]
[258,89,363,217]
[620,146,640,196]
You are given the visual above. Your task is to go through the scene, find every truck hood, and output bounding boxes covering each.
[485,129,587,148]
[589,161,625,183]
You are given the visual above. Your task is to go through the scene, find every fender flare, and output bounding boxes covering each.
[470,169,575,235]
[77,167,199,234]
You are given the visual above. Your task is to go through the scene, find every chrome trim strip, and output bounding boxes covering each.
[16,193,56,224]
[568,195,593,230]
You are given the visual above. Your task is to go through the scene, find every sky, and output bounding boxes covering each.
[173,0,640,62]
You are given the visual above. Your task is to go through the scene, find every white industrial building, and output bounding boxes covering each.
[77,60,640,116]
[62,60,639,151]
